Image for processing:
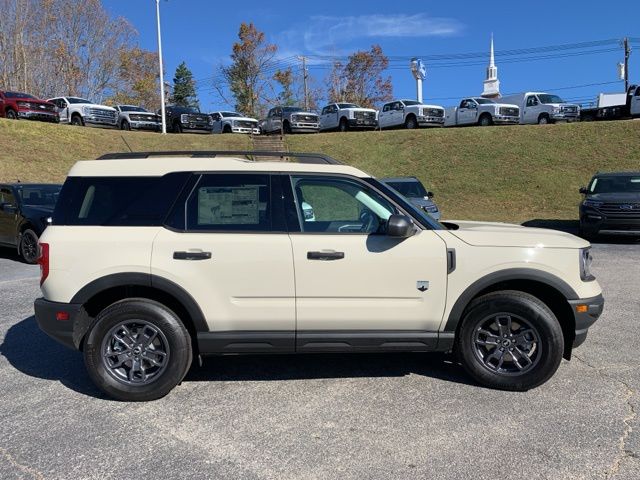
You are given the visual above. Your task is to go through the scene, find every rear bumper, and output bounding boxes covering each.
[34,298,86,350]
[569,294,604,348]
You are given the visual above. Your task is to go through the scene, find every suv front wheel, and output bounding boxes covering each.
[456,290,564,391]
[83,299,193,401]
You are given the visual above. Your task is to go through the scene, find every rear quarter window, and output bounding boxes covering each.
[52,173,189,226]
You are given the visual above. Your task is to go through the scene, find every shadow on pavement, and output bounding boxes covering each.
[522,219,640,245]
[2,316,477,398]
[0,246,25,263]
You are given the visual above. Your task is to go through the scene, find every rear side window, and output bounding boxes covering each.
[53,173,189,226]
[184,174,272,232]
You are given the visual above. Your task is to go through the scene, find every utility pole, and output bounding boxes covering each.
[155,0,167,134]
[623,37,630,92]
[299,56,309,110]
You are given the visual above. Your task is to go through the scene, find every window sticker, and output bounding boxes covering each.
[197,186,260,225]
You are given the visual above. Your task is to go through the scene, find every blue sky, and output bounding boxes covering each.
[103,0,638,111]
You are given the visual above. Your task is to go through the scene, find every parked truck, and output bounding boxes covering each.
[579,84,640,121]
[319,103,378,132]
[0,91,58,123]
[499,92,580,125]
[378,99,445,129]
[444,97,519,127]
[47,96,118,128]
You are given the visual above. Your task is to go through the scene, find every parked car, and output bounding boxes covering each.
[34,150,603,401]
[0,183,61,263]
[381,176,441,220]
[319,103,378,132]
[210,111,260,134]
[261,106,319,134]
[579,84,640,121]
[444,97,519,127]
[47,96,117,128]
[579,171,640,239]
[163,105,213,133]
[114,105,161,131]
[0,91,59,123]
[500,92,580,125]
[378,100,445,129]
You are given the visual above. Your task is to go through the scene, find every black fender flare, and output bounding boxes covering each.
[70,272,208,333]
[442,268,578,332]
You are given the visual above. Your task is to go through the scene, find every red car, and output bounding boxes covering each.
[0,90,59,123]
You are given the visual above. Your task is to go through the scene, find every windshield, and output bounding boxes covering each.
[16,185,61,206]
[402,100,421,106]
[384,180,428,198]
[221,112,242,117]
[5,92,36,99]
[283,106,304,113]
[474,98,495,104]
[179,107,200,114]
[67,97,92,104]
[119,105,148,112]
[589,176,640,194]
[538,94,565,104]
[337,103,359,109]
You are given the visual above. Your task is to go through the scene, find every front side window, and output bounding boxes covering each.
[186,174,272,232]
[0,187,15,206]
[16,185,61,206]
[526,96,538,107]
[291,176,397,234]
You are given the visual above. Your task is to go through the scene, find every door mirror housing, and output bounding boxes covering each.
[579,186,588,194]
[426,191,434,199]
[386,214,415,238]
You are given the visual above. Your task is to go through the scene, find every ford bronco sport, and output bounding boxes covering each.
[34,151,603,401]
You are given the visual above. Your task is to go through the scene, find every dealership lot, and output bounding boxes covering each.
[0,241,638,480]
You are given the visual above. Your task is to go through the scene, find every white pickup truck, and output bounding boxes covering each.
[47,96,118,128]
[444,97,520,127]
[378,99,445,129]
[210,111,260,134]
[319,103,378,132]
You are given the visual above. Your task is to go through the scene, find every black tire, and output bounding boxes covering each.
[538,114,550,125]
[71,114,84,126]
[120,120,131,131]
[456,290,564,391]
[83,298,193,401]
[223,124,232,133]
[283,121,292,134]
[479,114,493,126]
[404,115,417,129]
[339,118,349,132]
[578,225,596,241]
[5,109,18,120]
[173,121,182,133]
[19,229,39,264]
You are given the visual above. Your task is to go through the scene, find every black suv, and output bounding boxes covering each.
[0,183,61,263]
[162,105,213,134]
[579,171,640,238]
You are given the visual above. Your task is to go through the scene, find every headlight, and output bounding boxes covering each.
[82,106,90,115]
[180,114,188,123]
[349,111,355,119]
[583,199,603,208]
[553,107,561,113]
[579,247,595,281]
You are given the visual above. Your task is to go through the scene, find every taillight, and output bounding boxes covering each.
[37,242,49,286]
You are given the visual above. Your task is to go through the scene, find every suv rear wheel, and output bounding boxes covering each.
[456,290,563,391]
[83,299,193,401]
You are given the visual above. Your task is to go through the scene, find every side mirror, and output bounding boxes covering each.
[579,186,588,194]
[426,191,434,199]
[387,214,415,238]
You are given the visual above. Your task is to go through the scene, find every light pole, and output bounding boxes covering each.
[155,0,167,134]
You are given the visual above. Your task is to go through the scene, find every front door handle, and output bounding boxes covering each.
[307,251,345,261]
[173,251,212,260]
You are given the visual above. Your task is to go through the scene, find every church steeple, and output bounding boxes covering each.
[482,34,500,98]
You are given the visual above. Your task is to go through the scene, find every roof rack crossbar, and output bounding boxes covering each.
[96,151,342,165]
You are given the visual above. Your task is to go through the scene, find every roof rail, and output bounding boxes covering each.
[96,150,343,165]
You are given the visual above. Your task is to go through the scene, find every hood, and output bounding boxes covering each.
[13,96,52,105]
[445,220,589,249]
[416,104,444,110]
[79,103,117,111]
[343,107,377,113]
[291,111,317,117]
[585,192,640,203]
[491,102,519,109]
[228,116,258,122]
[409,197,436,208]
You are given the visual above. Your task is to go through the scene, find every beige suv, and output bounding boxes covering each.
[34,151,604,401]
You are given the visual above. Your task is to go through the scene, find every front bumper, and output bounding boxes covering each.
[418,116,445,126]
[130,120,161,131]
[493,115,519,125]
[17,110,59,122]
[85,115,117,127]
[182,123,214,133]
[568,294,604,348]
[347,118,378,129]
[34,297,88,350]
[580,208,640,236]
[551,112,579,122]
[290,123,319,133]
[231,127,260,134]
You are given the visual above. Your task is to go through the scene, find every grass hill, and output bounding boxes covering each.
[1,119,639,223]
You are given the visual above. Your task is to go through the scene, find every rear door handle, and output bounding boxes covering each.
[173,251,212,260]
[307,251,344,261]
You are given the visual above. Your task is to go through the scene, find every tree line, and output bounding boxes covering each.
[0,3,393,116]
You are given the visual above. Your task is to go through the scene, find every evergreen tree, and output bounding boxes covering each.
[171,61,199,107]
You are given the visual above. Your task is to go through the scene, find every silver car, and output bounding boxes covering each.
[381,176,441,221]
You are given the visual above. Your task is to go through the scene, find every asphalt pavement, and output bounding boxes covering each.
[0,241,638,480]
